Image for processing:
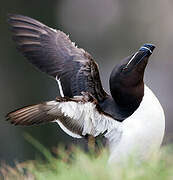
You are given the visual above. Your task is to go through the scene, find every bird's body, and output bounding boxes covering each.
[6,14,165,163]
[108,85,165,163]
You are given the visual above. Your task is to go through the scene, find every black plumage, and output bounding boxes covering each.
[8,14,108,102]
[6,14,155,129]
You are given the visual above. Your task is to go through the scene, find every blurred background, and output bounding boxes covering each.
[0,0,173,165]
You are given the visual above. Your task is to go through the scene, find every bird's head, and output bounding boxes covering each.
[111,44,155,87]
[110,44,155,108]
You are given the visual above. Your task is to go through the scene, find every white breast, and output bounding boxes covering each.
[108,85,165,163]
[54,84,165,164]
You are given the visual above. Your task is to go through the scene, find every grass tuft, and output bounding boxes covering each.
[1,135,173,180]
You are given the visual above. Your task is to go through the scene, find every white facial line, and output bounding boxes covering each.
[141,46,153,54]
[125,46,153,69]
[125,52,138,68]
[56,76,64,97]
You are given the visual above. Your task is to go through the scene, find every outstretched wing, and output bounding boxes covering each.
[6,95,121,139]
[8,14,108,101]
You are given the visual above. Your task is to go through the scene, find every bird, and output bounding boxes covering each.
[6,14,165,163]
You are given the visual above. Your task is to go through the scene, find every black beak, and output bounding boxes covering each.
[123,44,155,70]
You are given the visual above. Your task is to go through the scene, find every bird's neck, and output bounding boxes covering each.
[110,82,144,113]
[99,83,144,121]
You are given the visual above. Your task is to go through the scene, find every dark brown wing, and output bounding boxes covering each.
[6,95,121,138]
[6,100,84,137]
[8,14,108,101]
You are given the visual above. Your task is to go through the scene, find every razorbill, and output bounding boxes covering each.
[6,14,165,163]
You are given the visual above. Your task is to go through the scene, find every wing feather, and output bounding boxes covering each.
[6,96,121,139]
[8,14,108,101]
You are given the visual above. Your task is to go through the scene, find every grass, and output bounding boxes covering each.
[1,135,173,180]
